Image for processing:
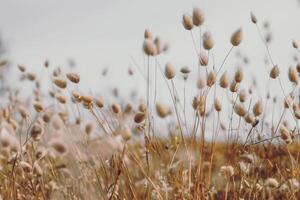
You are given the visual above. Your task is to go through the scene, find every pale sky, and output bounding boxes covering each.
[1,0,300,101]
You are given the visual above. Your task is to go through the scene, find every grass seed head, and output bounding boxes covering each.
[66,73,80,84]
[253,100,263,116]
[192,7,205,26]
[53,78,67,89]
[165,62,176,80]
[207,71,216,87]
[182,14,193,30]
[231,28,243,46]
[143,39,157,56]
[250,12,257,24]
[220,71,229,88]
[203,31,214,50]
[270,65,279,79]
[288,67,298,84]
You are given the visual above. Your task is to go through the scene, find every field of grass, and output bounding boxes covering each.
[0,7,300,200]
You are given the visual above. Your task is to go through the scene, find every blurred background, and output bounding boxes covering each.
[0,0,300,100]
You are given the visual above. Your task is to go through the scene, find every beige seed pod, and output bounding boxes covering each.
[234,68,243,83]
[154,37,163,55]
[192,7,205,26]
[81,95,93,104]
[253,100,263,116]
[265,178,279,188]
[214,99,222,112]
[244,113,255,124]
[42,112,51,123]
[280,125,292,144]
[199,52,208,66]
[156,102,169,118]
[124,103,133,114]
[55,94,66,104]
[144,28,153,39]
[207,71,216,87]
[220,165,234,177]
[66,73,80,84]
[270,65,279,79]
[234,103,246,117]
[220,71,229,88]
[197,77,206,89]
[72,91,82,102]
[139,103,147,113]
[18,64,26,72]
[231,28,243,46]
[33,101,43,113]
[239,89,247,102]
[18,105,29,119]
[30,123,44,141]
[143,39,157,56]
[95,97,104,108]
[27,72,36,81]
[180,66,191,74]
[112,103,121,114]
[53,78,67,89]
[51,140,68,155]
[292,40,299,49]
[165,62,176,80]
[250,12,257,24]
[85,123,94,135]
[230,80,239,93]
[134,112,146,123]
[288,67,298,84]
[182,14,193,30]
[203,31,214,50]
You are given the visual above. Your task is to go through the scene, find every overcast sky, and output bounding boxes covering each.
[1,0,300,100]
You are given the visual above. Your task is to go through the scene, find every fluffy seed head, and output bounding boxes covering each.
[18,64,26,72]
[30,123,44,141]
[182,14,193,30]
[165,62,176,80]
[143,39,157,56]
[117,124,132,141]
[234,103,246,117]
[214,99,222,112]
[239,89,247,102]
[220,165,234,177]
[33,101,43,113]
[192,7,205,26]
[231,28,243,46]
[66,73,80,84]
[270,65,280,79]
[53,78,67,89]
[51,140,68,155]
[134,112,146,123]
[95,97,104,108]
[207,71,216,87]
[296,63,300,73]
[197,77,206,89]
[293,40,299,49]
[234,67,243,83]
[112,103,121,114]
[288,67,298,84]
[253,100,263,116]
[265,178,279,188]
[244,113,255,124]
[199,52,208,66]
[280,125,292,144]
[250,12,257,24]
[203,31,214,50]
[220,71,229,88]
[156,102,169,118]
[230,81,239,93]
[144,28,153,39]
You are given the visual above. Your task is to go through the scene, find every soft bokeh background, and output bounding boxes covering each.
[1,0,300,100]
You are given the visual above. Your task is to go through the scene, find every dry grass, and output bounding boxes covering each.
[0,6,299,200]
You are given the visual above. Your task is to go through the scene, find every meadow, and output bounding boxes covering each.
[0,7,300,200]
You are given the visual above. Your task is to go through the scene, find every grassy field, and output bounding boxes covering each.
[0,7,300,200]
